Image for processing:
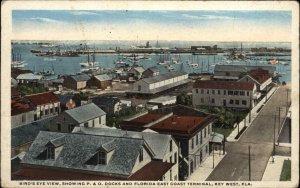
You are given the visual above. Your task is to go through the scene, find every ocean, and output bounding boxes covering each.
[11,41,291,82]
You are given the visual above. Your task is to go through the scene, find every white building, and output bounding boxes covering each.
[192,80,259,109]
[127,72,189,97]
[147,95,177,107]
[49,103,106,133]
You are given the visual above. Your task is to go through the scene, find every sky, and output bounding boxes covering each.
[12,10,292,42]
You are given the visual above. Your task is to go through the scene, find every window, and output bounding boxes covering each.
[201,89,204,94]
[212,90,215,94]
[98,151,106,164]
[207,89,209,94]
[47,146,55,160]
[191,138,194,149]
[68,124,75,132]
[21,114,26,123]
[174,152,177,163]
[55,107,59,112]
[196,134,199,145]
[240,91,245,96]
[235,100,240,105]
[230,99,234,104]
[208,125,210,134]
[247,91,249,96]
[84,122,89,127]
[218,90,220,95]
[228,91,234,95]
[50,108,53,114]
[139,149,143,162]
[57,123,61,131]
[224,90,226,95]
[200,131,203,144]
[169,140,172,152]
[170,156,172,163]
[138,85,141,91]
[40,111,44,116]
[201,98,204,103]
[34,114,37,121]
[226,72,230,76]
[204,128,207,138]
[212,98,215,103]
[234,91,239,95]
[92,120,95,127]
[99,117,101,125]
[196,89,198,94]
[45,109,49,115]
[242,100,247,105]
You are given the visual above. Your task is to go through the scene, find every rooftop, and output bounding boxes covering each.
[70,74,90,82]
[65,103,106,123]
[21,131,147,177]
[130,113,166,125]
[131,66,145,73]
[94,74,112,81]
[26,92,59,106]
[148,96,176,104]
[142,71,187,84]
[91,96,120,106]
[214,64,276,73]
[11,116,53,147]
[12,68,33,78]
[16,73,43,80]
[11,97,33,116]
[193,80,255,91]
[248,68,271,84]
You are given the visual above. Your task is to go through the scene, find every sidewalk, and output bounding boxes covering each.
[187,151,227,181]
[262,155,291,181]
[227,86,278,142]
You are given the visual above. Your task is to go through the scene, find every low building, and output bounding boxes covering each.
[128,66,145,80]
[56,94,76,111]
[238,68,272,92]
[11,116,53,157]
[25,92,60,121]
[16,73,43,84]
[213,64,276,81]
[49,103,106,133]
[15,130,176,181]
[11,68,33,79]
[192,80,259,109]
[127,72,190,98]
[120,105,217,180]
[142,66,160,78]
[147,95,177,108]
[87,74,112,90]
[11,97,35,128]
[63,74,90,90]
[91,96,121,115]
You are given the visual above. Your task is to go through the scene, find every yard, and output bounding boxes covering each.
[280,160,291,181]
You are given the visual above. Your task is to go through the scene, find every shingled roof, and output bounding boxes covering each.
[193,80,255,91]
[21,131,149,177]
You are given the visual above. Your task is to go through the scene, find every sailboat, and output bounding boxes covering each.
[11,51,27,68]
[80,53,99,68]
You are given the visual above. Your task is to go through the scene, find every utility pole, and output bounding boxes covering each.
[248,145,251,181]
[273,112,276,162]
[286,89,290,114]
[212,144,215,168]
[278,107,281,135]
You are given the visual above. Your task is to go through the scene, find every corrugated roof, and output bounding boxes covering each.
[16,73,43,80]
[94,74,112,81]
[70,74,90,81]
[26,92,59,106]
[21,131,146,176]
[65,103,106,123]
[193,80,255,91]
[142,71,187,84]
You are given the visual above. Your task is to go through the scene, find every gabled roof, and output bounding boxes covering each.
[21,131,147,177]
[141,71,187,84]
[11,97,34,116]
[131,66,145,73]
[145,66,159,73]
[93,74,112,81]
[11,116,54,147]
[70,74,90,82]
[193,80,255,91]
[25,92,59,106]
[12,68,33,78]
[16,73,43,80]
[91,96,120,106]
[65,103,106,123]
[247,68,271,84]
[72,127,172,160]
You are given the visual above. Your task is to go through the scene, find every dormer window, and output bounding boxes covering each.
[139,149,143,162]
[98,151,106,165]
[46,145,55,160]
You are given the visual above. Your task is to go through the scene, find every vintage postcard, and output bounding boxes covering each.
[1,1,299,187]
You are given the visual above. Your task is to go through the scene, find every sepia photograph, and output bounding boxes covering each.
[1,1,299,187]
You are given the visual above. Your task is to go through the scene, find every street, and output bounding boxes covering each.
[207,85,291,181]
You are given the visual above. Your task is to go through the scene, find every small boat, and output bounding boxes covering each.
[40,44,58,48]
[189,63,199,68]
[280,61,289,65]
[158,61,170,65]
[166,65,175,71]
[12,52,27,68]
